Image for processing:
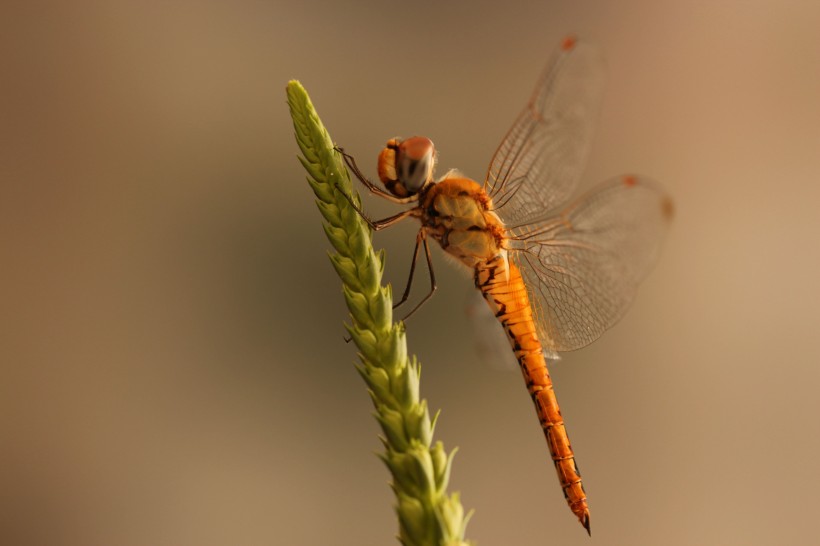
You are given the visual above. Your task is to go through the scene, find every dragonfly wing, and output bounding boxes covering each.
[485,37,605,226]
[463,288,520,370]
[510,175,674,352]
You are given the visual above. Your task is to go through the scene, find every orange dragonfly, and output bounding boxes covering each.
[336,36,672,534]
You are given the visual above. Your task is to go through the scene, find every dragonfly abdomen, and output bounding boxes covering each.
[475,255,591,534]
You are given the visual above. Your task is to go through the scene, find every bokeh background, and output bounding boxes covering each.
[3,1,820,545]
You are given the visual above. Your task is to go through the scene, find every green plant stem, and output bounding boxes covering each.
[287,81,473,546]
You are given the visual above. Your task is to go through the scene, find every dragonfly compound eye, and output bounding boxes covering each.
[376,137,431,194]
[397,136,435,193]
[377,136,436,197]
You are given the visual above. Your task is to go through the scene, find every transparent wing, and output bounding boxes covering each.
[509,175,674,352]
[485,36,605,226]
[463,288,519,371]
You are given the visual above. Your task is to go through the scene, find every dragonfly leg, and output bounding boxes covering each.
[341,231,424,341]
[397,231,437,322]
[393,231,423,310]
[334,182,415,231]
[334,146,417,205]
[339,214,418,344]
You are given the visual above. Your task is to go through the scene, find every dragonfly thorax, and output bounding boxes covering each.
[377,136,436,197]
[420,174,508,269]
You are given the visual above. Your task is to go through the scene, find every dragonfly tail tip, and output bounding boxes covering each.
[582,512,591,536]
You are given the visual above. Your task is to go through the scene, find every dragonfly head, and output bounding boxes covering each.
[377,136,436,197]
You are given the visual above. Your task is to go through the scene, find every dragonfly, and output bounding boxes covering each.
[335,35,672,534]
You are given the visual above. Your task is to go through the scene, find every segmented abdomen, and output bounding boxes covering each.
[475,255,591,533]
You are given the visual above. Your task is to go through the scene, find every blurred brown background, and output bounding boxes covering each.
[3,1,820,545]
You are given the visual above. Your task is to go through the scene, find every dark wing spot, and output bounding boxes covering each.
[661,197,675,221]
[467,225,482,231]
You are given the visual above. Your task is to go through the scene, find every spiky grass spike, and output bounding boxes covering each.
[287,80,473,546]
